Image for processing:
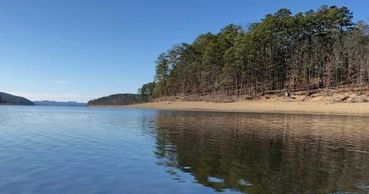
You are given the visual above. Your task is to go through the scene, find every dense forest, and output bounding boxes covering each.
[88,94,144,106]
[0,92,34,105]
[140,5,369,99]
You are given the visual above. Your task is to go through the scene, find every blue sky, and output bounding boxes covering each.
[1,0,368,102]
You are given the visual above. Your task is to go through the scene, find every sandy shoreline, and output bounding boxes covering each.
[122,100,369,116]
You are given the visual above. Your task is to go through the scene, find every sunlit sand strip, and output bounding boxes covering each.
[125,101,369,116]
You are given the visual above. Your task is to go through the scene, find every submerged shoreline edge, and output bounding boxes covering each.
[91,101,369,117]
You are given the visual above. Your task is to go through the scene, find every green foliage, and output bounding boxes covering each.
[143,5,368,97]
[139,82,155,101]
[88,94,144,105]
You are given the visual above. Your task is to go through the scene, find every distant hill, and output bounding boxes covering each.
[0,92,34,105]
[88,94,144,106]
[33,100,86,107]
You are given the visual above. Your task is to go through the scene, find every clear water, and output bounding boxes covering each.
[1,106,369,194]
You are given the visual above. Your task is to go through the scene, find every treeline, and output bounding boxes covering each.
[140,5,369,99]
[88,94,144,106]
[0,92,34,105]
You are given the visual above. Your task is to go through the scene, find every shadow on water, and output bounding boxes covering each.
[151,111,369,194]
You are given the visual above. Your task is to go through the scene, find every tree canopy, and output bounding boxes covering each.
[141,6,369,98]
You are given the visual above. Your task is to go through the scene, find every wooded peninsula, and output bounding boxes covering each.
[139,5,369,101]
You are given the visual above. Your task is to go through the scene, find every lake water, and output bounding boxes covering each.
[1,106,369,194]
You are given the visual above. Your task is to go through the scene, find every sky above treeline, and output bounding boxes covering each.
[1,0,368,102]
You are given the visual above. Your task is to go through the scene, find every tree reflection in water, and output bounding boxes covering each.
[152,111,369,194]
